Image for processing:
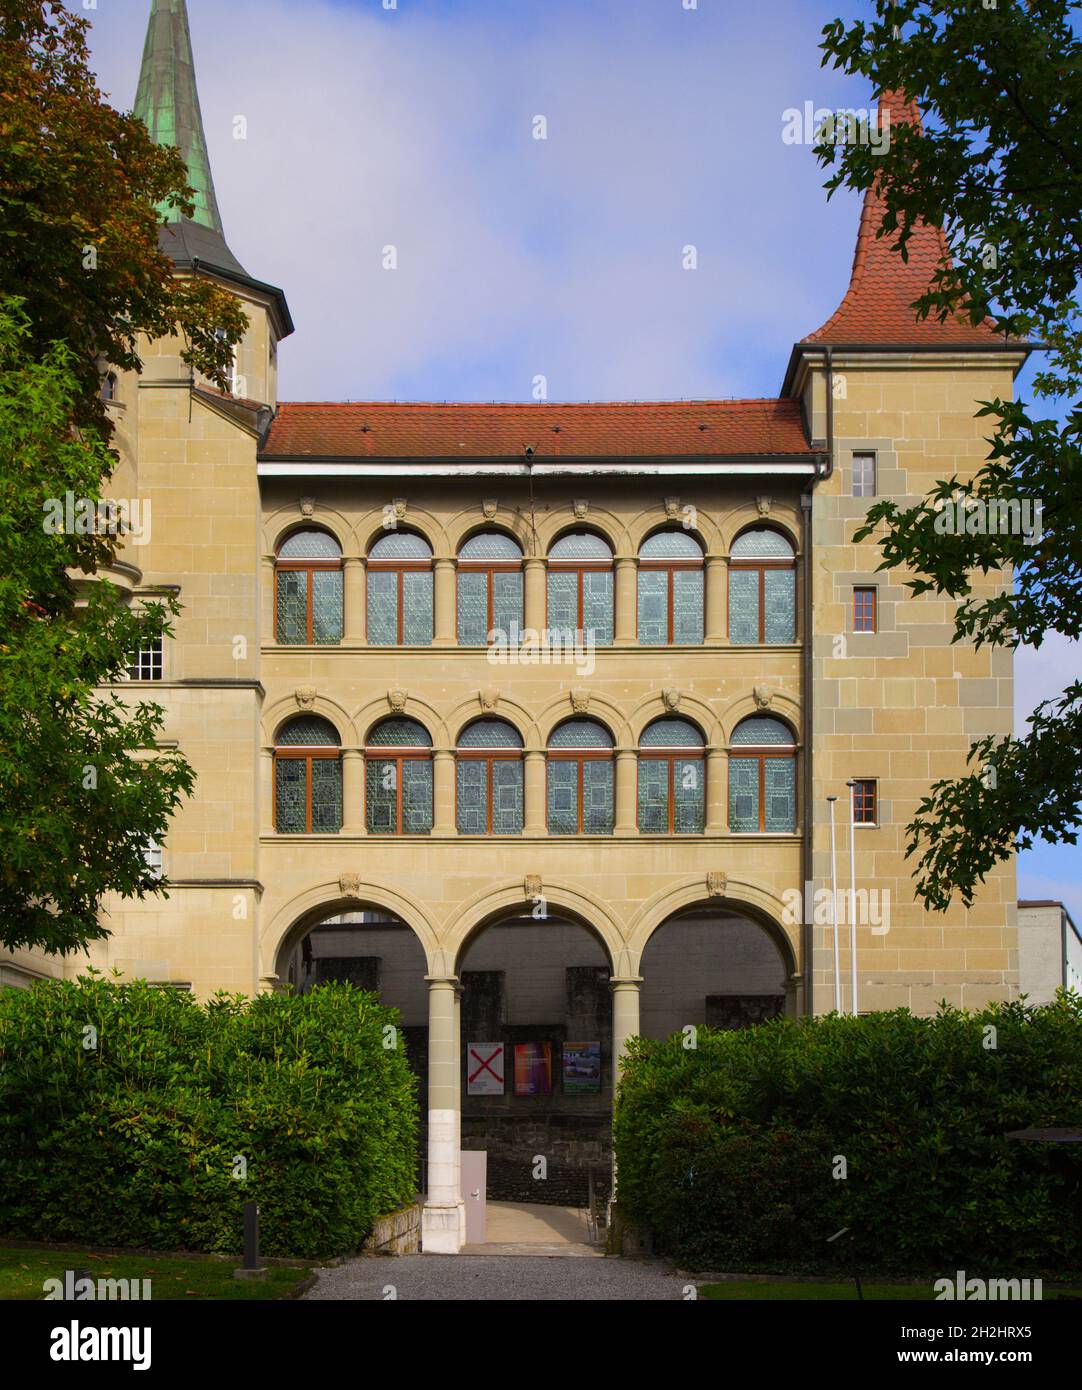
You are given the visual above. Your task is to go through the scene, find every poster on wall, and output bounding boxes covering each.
[467,1042,505,1096]
[513,1042,552,1096]
[562,1041,601,1094]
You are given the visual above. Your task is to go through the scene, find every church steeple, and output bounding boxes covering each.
[134,0,223,234]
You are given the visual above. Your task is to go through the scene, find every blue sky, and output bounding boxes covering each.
[88,0,1080,918]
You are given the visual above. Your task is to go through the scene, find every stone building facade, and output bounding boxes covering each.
[3,3,1028,1251]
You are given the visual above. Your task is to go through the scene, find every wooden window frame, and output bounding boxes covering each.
[456,558,523,645]
[366,557,433,645]
[853,586,877,633]
[637,557,704,645]
[275,557,342,645]
[728,747,797,833]
[728,558,796,644]
[273,747,342,834]
[637,748,705,834]
[545,557,614,638]
[364,746,433,835]
[455,748,524,835]
[851,778,878,826]
[546,747,614,835]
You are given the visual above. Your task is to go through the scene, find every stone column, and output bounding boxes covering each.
[706,747,728,832]
[614,557,637,643]
[260,746,275,834]
[705,555,727,642]
[422,976,464,1253]
[523,556,546,636]
[785,972,803,1019]
[341,749,365,834]
[261,555,276,646]
[524,750,546,833]
[609,974,642,1200]
[433,749,455,834]
[614,749,638,836]
[433,558,456,646]
[342,557,366,644]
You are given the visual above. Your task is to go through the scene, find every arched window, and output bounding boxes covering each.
[365,717,433,834]
[457,532,523,645]
[547,532,614,647]
[367,532,433,646]
[99,371,118,402]
[547,719,614,835]
[729,717,796,833]
[729,528,796,645]
[456,720,524,835]
[274,716,342,834]
[276,529,343,645]
[638,718,706,834]
[637,530,704,644]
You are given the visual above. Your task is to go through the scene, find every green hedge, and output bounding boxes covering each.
[613,996,1082,1274]
[0,974,419,1258]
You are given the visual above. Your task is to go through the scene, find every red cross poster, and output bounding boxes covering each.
[467,1041,505,1095]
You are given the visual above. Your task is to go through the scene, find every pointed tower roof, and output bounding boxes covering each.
[133,0,292,335]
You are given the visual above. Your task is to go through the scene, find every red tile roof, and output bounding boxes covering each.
[260,398,816,461]
[803,91,1002,347]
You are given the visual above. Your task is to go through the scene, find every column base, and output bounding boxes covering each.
[422,1201,466,1253]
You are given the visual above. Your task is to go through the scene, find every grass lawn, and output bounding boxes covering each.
[699,1280,1082,1301]
[0,1245,313,1301]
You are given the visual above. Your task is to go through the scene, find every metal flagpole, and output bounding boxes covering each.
[827,795,841,1012]
[846,779,859,1016]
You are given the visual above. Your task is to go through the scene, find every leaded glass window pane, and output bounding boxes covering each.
[275,759,306,832]
[366,760,398,832]
[731,528,794,559]
[640,530,702,559]
[582,569,613,646]
[460,532,522,560]
[550,532,612,560]
[764,758,796,832]
[456,760,487,833]
[492,759,524,834]
[367,570,398,645]
[279,529,341,560]
[674,757,705,833]
[402,759,433,833]
[764,568,795,644]
[637,760,668,833]
[310,757,343,832]
[277,716,339,747]
[368,718,431,747]
[729,757,760,833]
[641,718,704,748]
[637,569,668,644]
[728,568,759,645]
[312,569,343,644]
[547,570,577,644]
[547,760,578,834]
[492,569,523,640]
[673,568,704,644]
[550,720,613,749]
[402,570,433,645]
[370,532,432,559]
[276,570,308,644]
[731,717,793,747]
[582,760,614,834]
[457,569,488,645]
[459,720,522,748]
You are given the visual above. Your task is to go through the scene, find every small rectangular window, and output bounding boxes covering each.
[853,587,877,632]
[852,452,877,498]
[143,838,163,880]
[125,637,163,681]
[851,779,877,825]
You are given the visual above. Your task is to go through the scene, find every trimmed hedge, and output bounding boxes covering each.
[0,974,419,1258]
[613,996,1082,1274]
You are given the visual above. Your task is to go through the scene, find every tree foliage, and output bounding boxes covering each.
[818,0,1082,909]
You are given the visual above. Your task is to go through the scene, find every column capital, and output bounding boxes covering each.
[610,975,643,990]
[424,974,460,989]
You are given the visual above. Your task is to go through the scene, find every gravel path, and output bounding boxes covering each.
[303,1254,692,1301]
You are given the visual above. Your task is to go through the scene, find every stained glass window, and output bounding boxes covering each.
[638,530,704,644]
[641,718,704,747]
[458,533,523,644]
[582,760,614,834]
[728,757,760,834]
[367,532,433,645]
[547,721,613,834]
[729,529,795,645]
[547,759,578,835]
[457,570,488,645]
[277,716,339,746]
[764,758,796,833]
[491,758,524,834]
[275,758,307,834]
[550,720,613,748]
[458,720,523,748]
[547,533,614,647]
[456,760,487,834]
[456,722,523,835]
[729,718,795,833]
[638,719,705,834]
[731,718,793,746]
[274,717,341,833]
[460,533,522,560]
[637,758,669,833]
[365,719,432,834]
[367,718,431,747]
[276,530,343,645]
[550,532,611,560]
[310,757,343,832]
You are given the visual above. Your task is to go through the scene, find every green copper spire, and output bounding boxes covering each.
[133,0,223,232]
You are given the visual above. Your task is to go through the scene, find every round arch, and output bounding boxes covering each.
[718,507,802,556]
[626,879,799,978]
[355,506,444,558]
[354,695,447,747]
[535,694,629,746]
[625,506,720,555]
[627,694,720,746]
[443,508,532,557]
[718,693,802,745]
[263,883,442,980]
[264,507,354,557]
[537,510,626,556]
[263,695,355,747]
[445,696,536,749]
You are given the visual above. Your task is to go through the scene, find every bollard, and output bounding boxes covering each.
[234,1200,267,1280]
